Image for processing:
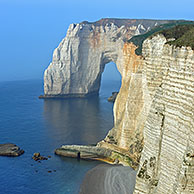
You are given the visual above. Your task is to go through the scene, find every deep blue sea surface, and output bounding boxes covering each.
[0,64,121,194]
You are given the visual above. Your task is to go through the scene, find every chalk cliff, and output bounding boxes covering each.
[43,19,194,193]
[43,19,174,97]
[134,34,194,194]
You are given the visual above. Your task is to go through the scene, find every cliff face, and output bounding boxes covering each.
[43,19,173,96]
[100,32,194,193]
[43,19,194,193]
[134,35,194,193]
[97,35,167,166]
[97,43,148,165]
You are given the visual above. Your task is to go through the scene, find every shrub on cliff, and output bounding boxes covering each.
[128,21,194,55]
[163,25,194,49]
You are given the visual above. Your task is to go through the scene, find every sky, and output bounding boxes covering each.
[0,0,194,82]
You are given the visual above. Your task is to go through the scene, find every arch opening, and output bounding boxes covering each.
[99,62,121,101]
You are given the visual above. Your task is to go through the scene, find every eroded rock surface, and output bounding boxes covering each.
[97,42,147,166]
[55,145,137,167]
[55,145,112,160]
[0,143,24,156]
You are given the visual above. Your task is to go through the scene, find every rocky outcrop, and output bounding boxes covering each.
[55,145,138,168]
[55,145,112,161]
[0,143,24,156]
[107,92,118,102]
[54,41,159,169]
[32,152,49,161]
[43,19,174,98]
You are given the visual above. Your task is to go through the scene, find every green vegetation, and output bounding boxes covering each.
[128,21,194,55]
[163,25,194,49]
[111,151,134,166]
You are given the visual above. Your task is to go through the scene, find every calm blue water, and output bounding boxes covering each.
[0,66,121,194]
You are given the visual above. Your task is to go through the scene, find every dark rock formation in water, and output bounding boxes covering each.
[32,152,48,161]
[107,92,119,102]
[0,143,24,156]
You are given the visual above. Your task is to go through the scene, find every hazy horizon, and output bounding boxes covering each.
[0,0,194,82]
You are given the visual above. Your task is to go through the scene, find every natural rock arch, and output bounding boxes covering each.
[43,19,171,97]
[43,22,126,97]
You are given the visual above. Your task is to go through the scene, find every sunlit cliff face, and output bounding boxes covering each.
[99,42,150,165]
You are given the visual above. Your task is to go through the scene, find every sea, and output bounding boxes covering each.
[0,64,121,194]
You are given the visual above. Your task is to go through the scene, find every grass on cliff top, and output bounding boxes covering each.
[128,21,194,55]
[162,24,194,49]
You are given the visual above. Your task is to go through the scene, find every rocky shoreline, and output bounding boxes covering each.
[55,145,113,162]
[55,145,138,169]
